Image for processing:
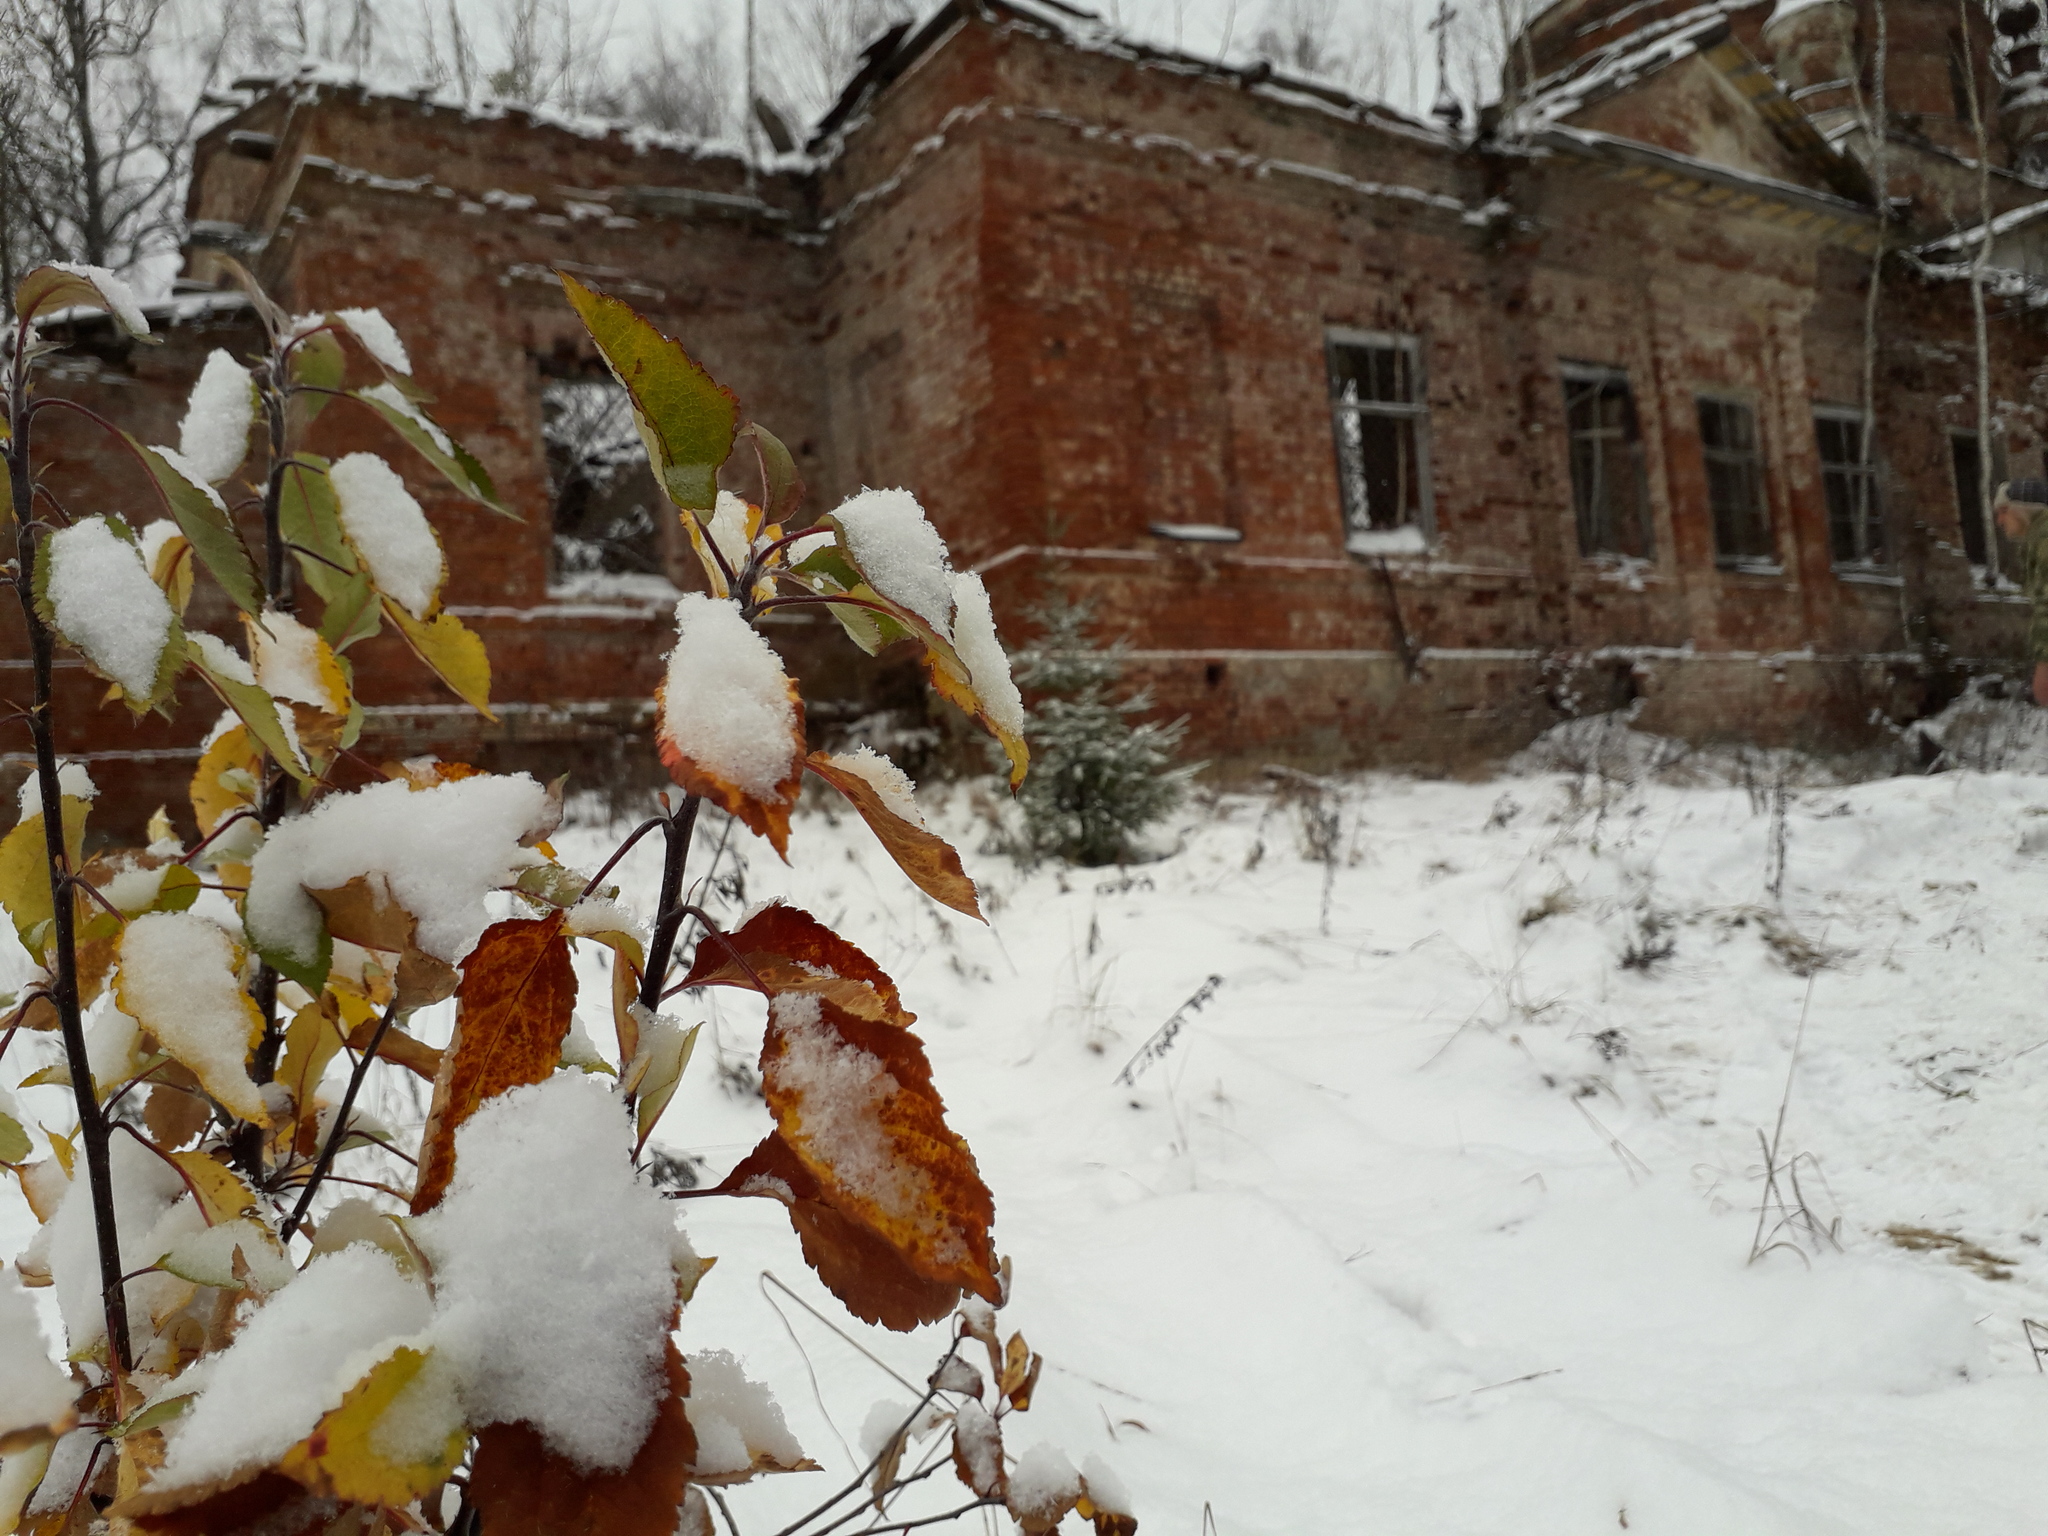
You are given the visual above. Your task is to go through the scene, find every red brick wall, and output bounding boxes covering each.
[13,3,2048,826]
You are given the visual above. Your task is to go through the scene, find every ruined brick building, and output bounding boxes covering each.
[16,0,2048,821]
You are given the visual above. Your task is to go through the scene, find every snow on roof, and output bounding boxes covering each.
[227,59,817,173]
[1916,196,2048,259]
[1509,1,1747,134]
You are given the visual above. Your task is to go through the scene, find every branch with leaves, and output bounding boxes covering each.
[0,259,1135,1536]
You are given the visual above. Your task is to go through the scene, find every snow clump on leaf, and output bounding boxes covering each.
[45,1133,185,1356]
[413,1073,680,1472]
[152,1246,432,1491]
[335,307,412,375]
[659,593,800,802]
[947,572,1024,742]
[46,261,149,335]
[243,774,554,975]
[17,760,96,820]
[360,382,453,454]
[0,1272,76,1442]
[176,349,256,484]
[832,488,955,636]
[116,911,266,1123]
[41,516,175,697]
[683,1351,807,1478]
[329,453,445,620]
[824,746,924,829]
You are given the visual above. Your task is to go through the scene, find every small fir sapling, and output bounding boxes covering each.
[0,263,1135,1536]
[1008,591,1192,867]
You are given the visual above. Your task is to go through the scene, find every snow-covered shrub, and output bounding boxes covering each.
[1008,593,1192,866]
[0,265,1133,1536]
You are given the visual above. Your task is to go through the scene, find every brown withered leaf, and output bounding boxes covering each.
[675,903,912,1028]
[307,874,461,1013]
[411,914,575,1214]
[804,753,982,920]
[470,1339,694,1536]
[761,996,1000,1312]
[950,1402,1004,1501]
[142,1065,212,1151]
[345,1015,443,1082]
[654,670,805,859]
[1077,1500,1139,1536]
[380,758,484,791]
[112,1469,333,1536]
[716,1134,961,1331]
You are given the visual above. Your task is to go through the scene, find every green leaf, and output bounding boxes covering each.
[110,1393,194,1440]
[128,437,262,616]
[0,1110,30,1164]
[14,264,158,340]
[289,328,348,427]
[186,632,313,784]
[319,572,384,653]
[558,272,737,511]
[154,864,202,913]
[790,545,913,655]
[352,385,515,518]
[278,456,360,599]
[739,422,804,526]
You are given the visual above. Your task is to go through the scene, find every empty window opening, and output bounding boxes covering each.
[542,375,666,580]
[1815,407,1886,568]
[1562,363,1652,559]
[1952,430,2014,575]
[1326,328,1431,553]
[1697,396,1775,569]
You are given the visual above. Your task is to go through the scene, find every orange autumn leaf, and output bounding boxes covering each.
[805,752,982,920]
[716,1133,962,1331]
[411,913,575,1214]
[743,994,999,1323]
[675,902,913,1028]
[470,1339,695,1536]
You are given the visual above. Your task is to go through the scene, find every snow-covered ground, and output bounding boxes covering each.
[14,721,2048,1532]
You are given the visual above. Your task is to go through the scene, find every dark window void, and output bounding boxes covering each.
[1326,330,1429,549]
[1697,396,1774,568]
[1953,431,2015,573]
[1562,364,1652,559]
[541,376,665,579]
[1815,409,1886,568]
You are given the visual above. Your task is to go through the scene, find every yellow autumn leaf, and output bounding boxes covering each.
[0,797,89,951]
[386,602,495,720]
[279,1345,466,1507]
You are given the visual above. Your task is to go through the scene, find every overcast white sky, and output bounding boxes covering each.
[603,0,1498,121]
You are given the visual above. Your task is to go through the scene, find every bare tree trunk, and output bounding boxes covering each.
[1957,0,2000,582]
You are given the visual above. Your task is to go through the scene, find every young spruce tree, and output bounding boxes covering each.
[1011,593,1191,867]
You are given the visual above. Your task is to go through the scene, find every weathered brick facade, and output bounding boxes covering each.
[12,0,2048,830]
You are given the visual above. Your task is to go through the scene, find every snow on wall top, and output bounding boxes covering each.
[224,58,818,173]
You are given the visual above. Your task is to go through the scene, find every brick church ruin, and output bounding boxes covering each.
[17,0,2048,818]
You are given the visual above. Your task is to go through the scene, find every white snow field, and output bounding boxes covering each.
[14,718,2048,1532]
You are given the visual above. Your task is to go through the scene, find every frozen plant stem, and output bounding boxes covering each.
[639,794,703,1009]
[4,313,135,1372]
[235,351,298,1179]
[280,999,400,1241]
